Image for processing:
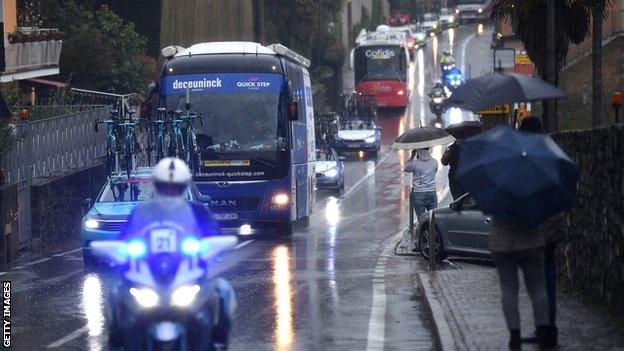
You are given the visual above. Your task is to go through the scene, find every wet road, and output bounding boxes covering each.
[2,24,493,351]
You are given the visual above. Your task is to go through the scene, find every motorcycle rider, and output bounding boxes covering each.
[430,82,447,100]
[440,50,456,66]
[111,157,235,348]
[429,83,447,118]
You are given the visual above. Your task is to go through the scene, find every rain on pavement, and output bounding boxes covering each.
[2,24,492,350]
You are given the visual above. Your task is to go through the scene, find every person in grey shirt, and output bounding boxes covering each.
[404,148,439,219]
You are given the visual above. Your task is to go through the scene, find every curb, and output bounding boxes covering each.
[417,273,458,351]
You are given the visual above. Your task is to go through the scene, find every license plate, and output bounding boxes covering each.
[213,213,238,220]
[150,228,177,253]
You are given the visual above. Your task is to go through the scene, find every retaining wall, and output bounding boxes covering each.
[552,125,624,311]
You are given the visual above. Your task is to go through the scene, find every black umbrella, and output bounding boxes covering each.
[445,72,566,112]
[444,120,482,139]
[391,125,455,150]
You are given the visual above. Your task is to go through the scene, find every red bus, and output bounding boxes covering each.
[351,33,410,108]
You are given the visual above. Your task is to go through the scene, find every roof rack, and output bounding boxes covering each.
[268,43,311,68]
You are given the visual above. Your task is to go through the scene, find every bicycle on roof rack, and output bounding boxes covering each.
[95,108,142,179]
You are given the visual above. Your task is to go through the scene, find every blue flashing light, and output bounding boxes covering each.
[127,239,147,259]
[181,237,201,256]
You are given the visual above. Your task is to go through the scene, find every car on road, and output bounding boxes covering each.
[421,13,442,37]
[315,148,345,194]
[81,168,196,266]
[333,119,382,156]
[439,8,458,29]
[391,26,417,56]
[412,30,427,49]
[417,193,491,261]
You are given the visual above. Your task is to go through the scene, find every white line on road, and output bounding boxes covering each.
[460,32,478,77]
[23,257,52,266]
[46,326,88,349]
[341,152,391,200]
[235,240,254,250]
[366,230,403,351]
[52,247,82,257]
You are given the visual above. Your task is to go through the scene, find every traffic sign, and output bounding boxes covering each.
[476,104,511,115]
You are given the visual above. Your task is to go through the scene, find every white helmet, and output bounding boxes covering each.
[152,157,192,196]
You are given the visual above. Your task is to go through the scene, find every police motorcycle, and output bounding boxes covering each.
[428,83,447,119]
[443,68,465,91]
[93,159,237,351]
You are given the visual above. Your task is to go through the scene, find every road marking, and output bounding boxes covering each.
[46,326,88,348]
[11,266,24,270]
[460,32,478,75]
[0,272,6,276]
[341,152,391,200]
[52,247,82,257]
[23,257,52,266]
[366,230,403,351]
[235,240,254,249]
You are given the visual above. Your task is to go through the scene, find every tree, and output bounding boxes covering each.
[491,0,592,130]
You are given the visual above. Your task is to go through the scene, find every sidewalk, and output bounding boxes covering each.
[419,268,624,350]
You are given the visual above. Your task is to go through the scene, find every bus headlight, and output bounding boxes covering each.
[130,287,160,308]
[272,193,290,206]
[171,285,200,307]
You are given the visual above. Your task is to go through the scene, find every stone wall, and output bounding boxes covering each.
[552,125,624,312]
[30,163,107,251]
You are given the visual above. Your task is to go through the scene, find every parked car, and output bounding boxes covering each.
[417,193,491,261]
[333,119,382,156]
[315,148,345,194]
[81,168,197,266]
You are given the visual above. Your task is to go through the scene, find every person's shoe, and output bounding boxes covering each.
[509,329,521,350]
[537,325,557,349]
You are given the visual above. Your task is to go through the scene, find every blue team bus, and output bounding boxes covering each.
[156,42,316,236]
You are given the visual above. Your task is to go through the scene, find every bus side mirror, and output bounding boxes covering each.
[349,49,355,70]
[288,101,299,121]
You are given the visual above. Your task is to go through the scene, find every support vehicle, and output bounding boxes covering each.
[455,0,491,24]
[155,42,316,237]
[350,28,411,108]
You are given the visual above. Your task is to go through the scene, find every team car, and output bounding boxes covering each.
[332,119,382,156]
[315,148,345,194]
[439,8,458,29]
[80,168,198,266]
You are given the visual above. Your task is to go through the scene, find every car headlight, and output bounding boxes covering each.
[171,284,201,307]
[478,8,483,13]
[449,17,454,23]
[455,8,460,14]
[324,168,339,178]
[432,23,438,29]
[429,32,435,37]
[365,136,377,143]
[84,219,100,229]
[129,287,160,308]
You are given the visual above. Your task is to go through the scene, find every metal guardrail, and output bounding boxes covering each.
[3,40,62,75]
[24,105,109,121]
[1,106,109,184]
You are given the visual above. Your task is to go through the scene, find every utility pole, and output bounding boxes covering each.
[254,0,266,44]
[545,0,556,132]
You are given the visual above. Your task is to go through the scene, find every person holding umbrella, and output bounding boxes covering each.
[456,126,579,350]
[442,121,482,200]
[404,148,439,219]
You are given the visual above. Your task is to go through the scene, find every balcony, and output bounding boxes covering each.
[2,27,63,82]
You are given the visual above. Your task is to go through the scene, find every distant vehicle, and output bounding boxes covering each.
[315,148,345,194]
[333,119,382,156]
[351,29,411,108]
[386,13,411,27]
[421,17,442,37]
[417,193,491,262]
[412,30,427,49]
[455,0,491,24]
[81,168,196,266]
[157,42,316,237]
[391,26,417,57]
[439,8,458,28]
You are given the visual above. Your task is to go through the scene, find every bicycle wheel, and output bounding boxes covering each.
[187,132,201,173]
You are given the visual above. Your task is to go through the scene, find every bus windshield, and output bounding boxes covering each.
[163,73,288,165]
[354,46,407,83]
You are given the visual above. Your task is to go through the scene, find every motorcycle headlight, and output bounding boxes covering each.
[478,8,483,13]
[324,168,339,178]
[129,287,160,308]
[433,97,443,104]
[449,17,454,23]
[171,285,201,307]
[432,23,438,29]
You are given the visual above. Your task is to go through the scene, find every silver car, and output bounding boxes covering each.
[417,193,491,261]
